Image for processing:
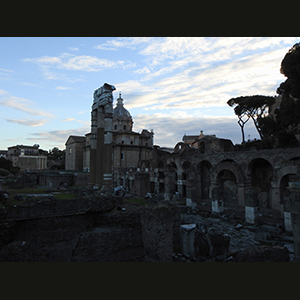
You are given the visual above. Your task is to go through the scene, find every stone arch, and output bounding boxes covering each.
[276,163,298,207]
[197,160,212,200]
[276,164,298,187]
[249,158,273,209]
[174,142,189,154]
[216,169,238,209]
[214,160,243,184]
[168,161,177,171]
[280,173,296,205]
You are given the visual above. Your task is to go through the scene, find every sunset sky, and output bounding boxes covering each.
[0,37,299,151]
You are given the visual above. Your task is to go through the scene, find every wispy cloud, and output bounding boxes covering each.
[62,117,76,122]
[28,127,90,148]
[133,113,259,147]
[24,53,134,74]
[56,86,74,90]
[0,90,54,128]
[0,68,14,80]
[0,95,54,117]
[68,47,79,51]
[110,37,300,114]
[95,37,154,51]
[6,118,49,127]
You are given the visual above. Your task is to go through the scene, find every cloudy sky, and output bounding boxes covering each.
[0,37,299,151]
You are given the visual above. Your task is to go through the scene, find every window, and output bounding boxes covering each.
[121,152,124,160]
[130,141,133,145]
[69,147,72,155]
[114,125,117,130]
[123,125,126,130]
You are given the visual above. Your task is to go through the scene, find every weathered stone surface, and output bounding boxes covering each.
[232,245,290,262]
[206,227,230,257]
[0,196,116,221]
[141,205,177,262]
[180,224,196,258]
[71,227,144,262]
[194,229,210,258]
[0,204,144,262]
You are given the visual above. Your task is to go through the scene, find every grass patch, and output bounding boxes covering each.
[54,192,77,200]
[125,197,147,206]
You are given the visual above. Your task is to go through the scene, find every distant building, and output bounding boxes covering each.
[7,144,47,171]
[0,150,7,158]
[65,136,86,171]
[182,130,206,147]
[182,130,234,153]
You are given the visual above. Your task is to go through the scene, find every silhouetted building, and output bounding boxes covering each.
[7,144,47,171]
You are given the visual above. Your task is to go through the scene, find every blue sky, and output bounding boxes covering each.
[0,37,299,151]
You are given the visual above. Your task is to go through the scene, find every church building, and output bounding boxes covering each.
[65,91,154,191]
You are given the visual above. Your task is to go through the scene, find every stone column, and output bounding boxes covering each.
[89,83,115,187]
[164,170,177,201]
[177,173,183,197]
[180,224,196,259]
[283,190,292,232]
[290,189,300,261]
[244,187,259,224]
[90,109,98,186]
[211,187,224,214]
[103,113,113,187]
[186,177,197,209]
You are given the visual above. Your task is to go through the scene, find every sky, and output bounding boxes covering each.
[0,37,299,151]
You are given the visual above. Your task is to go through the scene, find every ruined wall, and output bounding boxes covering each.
[0,197,145,262]
[148,145,300,220]
[0,196,181,262]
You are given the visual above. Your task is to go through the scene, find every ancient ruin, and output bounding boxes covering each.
[1,82,300,262]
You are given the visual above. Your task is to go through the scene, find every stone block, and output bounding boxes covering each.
[186,198,197,210]
[245,206,258,224]
[206,227,230,257]
[180,224,196,259]
[284,211,292,232]
[211,199,224,214]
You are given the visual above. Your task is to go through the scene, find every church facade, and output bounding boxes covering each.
[65,87,154,191]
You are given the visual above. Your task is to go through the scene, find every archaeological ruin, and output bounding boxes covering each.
[1,82,300,262]
[64,83,300,230]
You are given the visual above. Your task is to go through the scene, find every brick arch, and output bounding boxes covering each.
[216,169,238,209]
[213,160,245,184]
[174,142,189,154]
[246,157,273,177]
[276,164,298,186]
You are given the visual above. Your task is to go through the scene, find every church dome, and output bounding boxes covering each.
[113,93,133,132]
[113,93,132,118]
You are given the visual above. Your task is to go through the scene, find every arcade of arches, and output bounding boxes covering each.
[144,143,300,221]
